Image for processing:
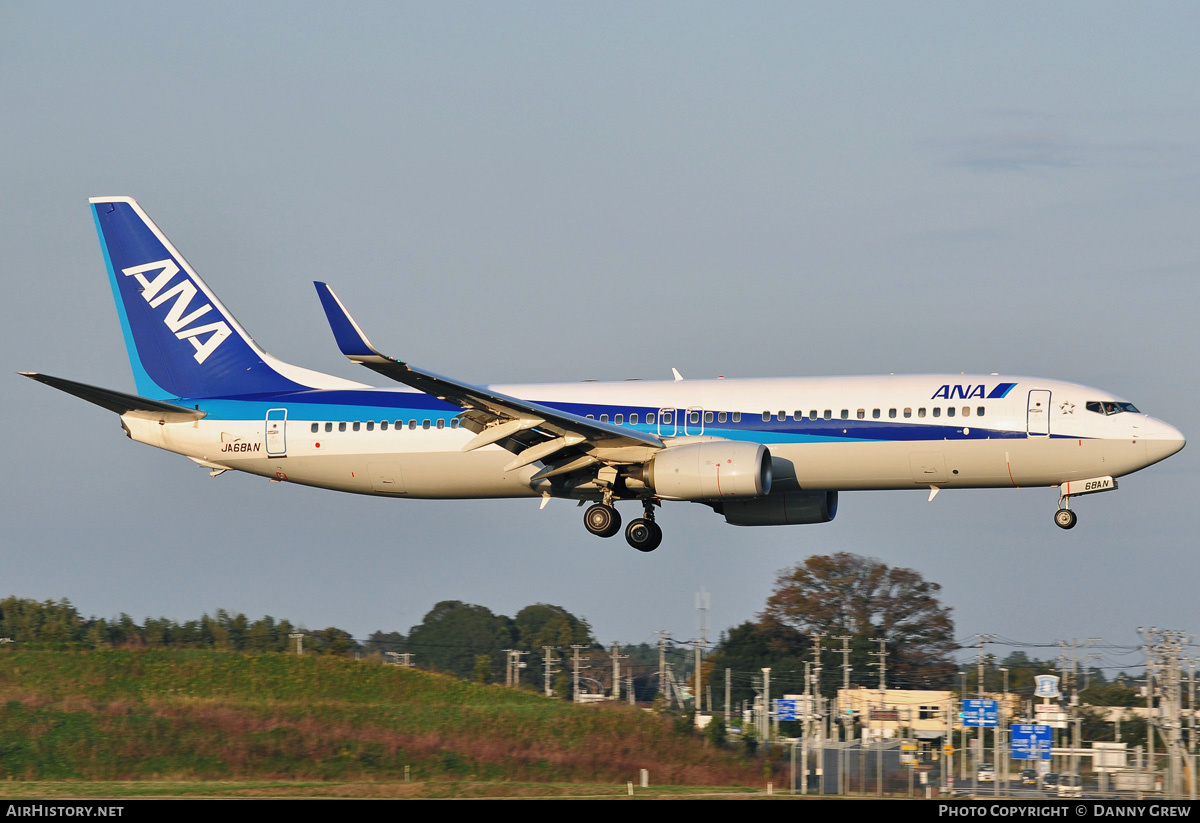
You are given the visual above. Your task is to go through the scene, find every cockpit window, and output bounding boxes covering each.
[1086,400,1140,416]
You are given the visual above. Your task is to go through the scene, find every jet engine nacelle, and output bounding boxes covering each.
[643,442,772,501]
[720,490,839,526]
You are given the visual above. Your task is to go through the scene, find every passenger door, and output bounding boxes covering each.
[1026,390,1051,437]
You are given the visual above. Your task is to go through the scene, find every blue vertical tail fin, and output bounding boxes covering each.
[90,197,355,399]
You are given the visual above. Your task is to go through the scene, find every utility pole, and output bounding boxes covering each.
[511,650,528,688]
[289,632,304,655]
[870,637,887,692]
[725,667,732,726]
[834,635,852,742]
[611,642,627,701]
[542,646,559,697]
[1083,637,1102,690]
[571,644,589,703]
[973,635,992,700]
[1157,630,1185,798]
[959,669,967,782]
[751,671,767,748]
[502,649,521,687]
[1189,658,1196,759]
[656,631,671,706]
[803,661,812,741]
[1139,626,1193,798]
[868,637,886,750]
[835,634,852,692]
[972,634,995,787]
[810,633,824,745]
[761,667,771,748]
[696,588,709,717]
[1140,627,1155,783]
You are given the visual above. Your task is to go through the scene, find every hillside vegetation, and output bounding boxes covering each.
[0,650,763,786]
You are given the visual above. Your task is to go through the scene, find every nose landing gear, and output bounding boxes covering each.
[1052,475,1117,530]
[1053,506,1077,530]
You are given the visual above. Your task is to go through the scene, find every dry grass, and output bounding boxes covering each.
[0,650,770,786]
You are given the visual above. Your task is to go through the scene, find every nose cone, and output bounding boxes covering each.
[1143,419,1186,465]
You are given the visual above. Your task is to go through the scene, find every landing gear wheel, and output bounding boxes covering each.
[625,518,663,552]
[1054,508,1077,530]
[584,504,622,538]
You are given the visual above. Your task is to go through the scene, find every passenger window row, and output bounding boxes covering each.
[581,406,989,425]
[309,418,460,433]
[759,407,986,421]
[583,411,745,425]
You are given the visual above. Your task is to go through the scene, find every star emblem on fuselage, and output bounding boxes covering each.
[1059,401,1075,414]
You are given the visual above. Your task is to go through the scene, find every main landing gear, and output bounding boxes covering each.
[583,499,663,552]
[624,516,663,553]
[584,502,622,538]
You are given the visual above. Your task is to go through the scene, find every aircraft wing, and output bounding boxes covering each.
[314,283,663,476]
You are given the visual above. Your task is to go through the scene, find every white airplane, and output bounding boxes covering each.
[23,197,1186,551]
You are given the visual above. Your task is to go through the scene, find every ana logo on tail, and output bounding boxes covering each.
[122,260,232,364]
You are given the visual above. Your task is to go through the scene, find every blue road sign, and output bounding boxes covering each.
[962,699,999,727]
[776,699,798,721]
[1011,724,1053,760]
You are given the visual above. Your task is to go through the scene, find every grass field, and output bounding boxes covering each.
[0,650,770,789]
[0,780,796,799]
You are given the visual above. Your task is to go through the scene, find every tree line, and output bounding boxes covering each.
[0,597,355,655]
[0,595,660,698]
[0,553,965,693]
[1,552,1148,711]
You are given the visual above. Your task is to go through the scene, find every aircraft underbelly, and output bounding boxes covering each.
[773,438,1135,491]
[238,450,541,499]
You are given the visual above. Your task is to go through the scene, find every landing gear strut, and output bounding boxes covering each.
[1054,492,1077,530]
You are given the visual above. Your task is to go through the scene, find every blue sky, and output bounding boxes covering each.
[3,3,1197,670]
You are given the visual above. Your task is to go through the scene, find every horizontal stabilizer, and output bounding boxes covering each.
[20,372,205,419]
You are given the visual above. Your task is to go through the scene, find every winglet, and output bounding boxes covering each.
[314,282,389,363]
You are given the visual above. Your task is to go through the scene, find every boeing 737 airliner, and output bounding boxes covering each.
[22,197,1186,551]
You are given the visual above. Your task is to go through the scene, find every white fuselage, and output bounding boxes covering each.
[119,373,1184,501]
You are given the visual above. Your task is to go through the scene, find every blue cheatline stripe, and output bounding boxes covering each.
[987,382,1017,399]
[178,393,1065,443]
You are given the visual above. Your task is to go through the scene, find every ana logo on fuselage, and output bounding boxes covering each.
[122,260,232,364]
[931,383,1017,400]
